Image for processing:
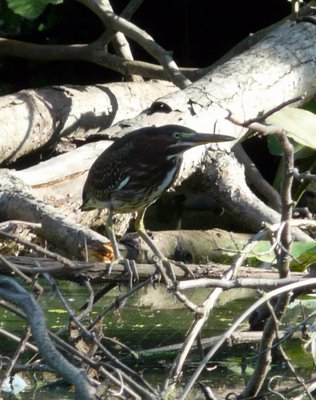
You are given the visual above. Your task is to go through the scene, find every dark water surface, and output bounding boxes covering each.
[1,281,315,399]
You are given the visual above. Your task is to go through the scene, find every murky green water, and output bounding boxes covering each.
[1,281,315,399]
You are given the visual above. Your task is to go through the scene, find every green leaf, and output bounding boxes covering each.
[289,242,316,271]
[266,107,316,150]
[252,241,316,271]
[267,135,283,156]
[303,101,316,114]
[268,136,315,159]
[8,0,63,19]
[223,241,316,270]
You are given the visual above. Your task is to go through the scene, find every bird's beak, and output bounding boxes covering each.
[170,132,235,152]
[188,133,235,145]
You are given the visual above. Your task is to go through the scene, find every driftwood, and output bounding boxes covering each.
[0,254,307,283]
[0,170,110,260]
[0,80,177,164]
[143,329,303,355]
[0,15,313,249]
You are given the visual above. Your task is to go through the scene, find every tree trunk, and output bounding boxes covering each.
[0,80,177,164]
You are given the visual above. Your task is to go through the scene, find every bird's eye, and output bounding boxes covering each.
[174,132,182,139]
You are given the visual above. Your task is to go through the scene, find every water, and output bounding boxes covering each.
[1,281,315,399]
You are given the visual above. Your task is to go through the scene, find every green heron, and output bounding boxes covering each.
[81,125,234,283]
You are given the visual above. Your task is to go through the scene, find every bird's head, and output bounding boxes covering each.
[152,125,234,156]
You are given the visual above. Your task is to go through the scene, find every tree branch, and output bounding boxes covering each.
[0,38,202,82]
[0,276,97,399]
[77,0,191,88]
[178,277,316,399]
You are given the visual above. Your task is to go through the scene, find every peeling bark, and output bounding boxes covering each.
[0,80,177,164]
[0,170,110,259]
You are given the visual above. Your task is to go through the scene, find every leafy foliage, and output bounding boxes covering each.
[7,0,63,19]
[265,103,316,201]
[266,106,316,150]
[222,240,316,271]
[251,241,316,271]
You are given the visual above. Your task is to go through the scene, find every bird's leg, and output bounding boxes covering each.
[135,209,195,283]
[135,208,177,286]
[105,212,122,260]
[134,208,164,259]
[105,213,137,286]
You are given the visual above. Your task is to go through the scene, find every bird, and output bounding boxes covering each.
[81,125,234,284]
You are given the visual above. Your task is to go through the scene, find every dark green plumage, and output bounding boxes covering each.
[81,125,234,266]
[81,125,233,214]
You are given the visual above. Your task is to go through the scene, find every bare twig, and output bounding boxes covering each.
[178,278,316,400]
[88,276,153,329]
[0,327,38,352]
[0,254,41,291]
[1,326,33,383]
[239,122,295,398]
[0,220,42,231]
[278,344,313,399]
[177,276,312,291]
[0,276,97,400]
[173,289,200,312]
[164,227,270,393]
[234,95,304,127]
[76,0,191,88]
[0,230,76,268]
[293,168,316,182]
[266,299,313,399]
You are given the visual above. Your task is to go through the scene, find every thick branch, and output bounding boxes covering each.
[233,143,282,212]
[0,255,307,283]
[200,149,312,241]
[0,38,203,81]
[0,80,176,164]
[76,0,191,88]
[0,170,109,259]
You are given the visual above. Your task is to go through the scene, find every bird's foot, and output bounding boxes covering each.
[152,257,174,288]
[107,258,139,289]
[152,257,195,288]
[171,260,195,279]
[152,257,179,288]
[126,259,139,289]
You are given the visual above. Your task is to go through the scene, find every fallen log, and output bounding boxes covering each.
[0,254,307,283]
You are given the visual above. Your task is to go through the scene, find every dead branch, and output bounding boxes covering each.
[240,121,295,398]
[0,81,177,164]
[233,143,282,212]
[143,329,303,355]
[0,0,192,90]
[0,37,202,82]
[0,170,110,259]
[0,276,97,399]
[179,277,316,399]
[0,255,307,283]
[177,276,311,291]
[294,168,316,183]
[92,0,142,82]
[77,0,191,88]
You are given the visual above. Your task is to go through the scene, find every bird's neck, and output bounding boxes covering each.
[166,153,183,164]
